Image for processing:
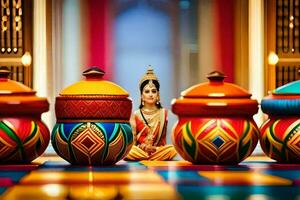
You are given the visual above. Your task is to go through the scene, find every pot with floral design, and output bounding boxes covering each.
[171,71,260,164]
[0,67,50,163]
[260,80,300,162]
[52,67,133,165]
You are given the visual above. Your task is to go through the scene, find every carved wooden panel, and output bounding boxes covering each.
[0,0,32,87]
[276,64,300,87]
[266,0,300,90]
[276,0,300,56]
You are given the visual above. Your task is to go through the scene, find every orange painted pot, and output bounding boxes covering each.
[171,71,259,164]
[260,80,300,163]
[0,67,50,163]
[52,67,133,165]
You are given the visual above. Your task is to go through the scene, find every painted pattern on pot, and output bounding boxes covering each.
[260,80,300,163]
[52,122,132,165]
[0,67,50,163]
[173,118,259,163]
[171,71,259,164]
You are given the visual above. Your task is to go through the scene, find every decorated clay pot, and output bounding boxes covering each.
[260,80,300,163]
[51,67,133,165]
[171,71,260,164]
[0,67,50,163]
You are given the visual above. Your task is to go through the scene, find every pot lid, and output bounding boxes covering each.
[181,71,251,98]
[273,80,300,95]
[60,67,129,96]
[0,67,49,116]
[261,80,300,115]
[0,67,35,95]
[172,71,258,117]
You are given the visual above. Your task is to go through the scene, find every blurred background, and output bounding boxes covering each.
[1,0,300,154]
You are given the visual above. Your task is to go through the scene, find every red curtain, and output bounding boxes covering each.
[213,0,234,82]
[86,0,113,80]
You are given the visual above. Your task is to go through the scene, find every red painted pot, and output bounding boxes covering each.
[0,67,50,163]
[260,80,300,163]
[171,71,259,164]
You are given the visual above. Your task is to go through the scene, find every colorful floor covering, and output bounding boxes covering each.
[1,156,300,199]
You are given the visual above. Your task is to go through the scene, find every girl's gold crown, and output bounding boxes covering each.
[139,66,159,87]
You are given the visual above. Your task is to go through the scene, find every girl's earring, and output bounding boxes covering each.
[142,99,144,106]
[156,97,160,105]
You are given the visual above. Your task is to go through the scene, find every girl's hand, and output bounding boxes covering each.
[144,144,157,154]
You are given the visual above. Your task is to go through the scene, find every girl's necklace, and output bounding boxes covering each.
[139,108,159,127]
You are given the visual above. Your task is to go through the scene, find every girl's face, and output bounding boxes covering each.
[142,83,159,106]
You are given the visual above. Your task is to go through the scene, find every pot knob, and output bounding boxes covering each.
[82,67,105,81]
[0,66,10,80]
[206,71,226,82]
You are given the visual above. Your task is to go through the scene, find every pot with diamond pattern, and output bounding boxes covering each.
[0,67,50,163]
[171,71,260,164]
[52,67,133,165]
